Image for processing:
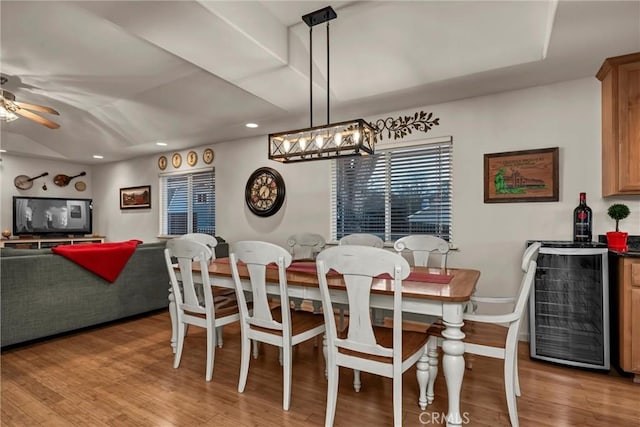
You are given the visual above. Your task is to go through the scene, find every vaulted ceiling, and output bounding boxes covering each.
[1,1,638,163]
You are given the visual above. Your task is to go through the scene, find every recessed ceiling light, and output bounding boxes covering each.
[93,155,104,159]
[245,123,259,128]
[156,142,168,146]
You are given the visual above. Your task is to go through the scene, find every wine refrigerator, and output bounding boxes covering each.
[528,241,610,370]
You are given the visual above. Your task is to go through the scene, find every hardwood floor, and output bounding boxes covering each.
[2,310,639,426]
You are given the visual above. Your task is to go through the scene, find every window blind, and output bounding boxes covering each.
[331,139,452,242]
[159,169,215,236]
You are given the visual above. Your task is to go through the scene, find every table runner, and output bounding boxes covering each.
[51,239,142,283]
[215,258,453,284]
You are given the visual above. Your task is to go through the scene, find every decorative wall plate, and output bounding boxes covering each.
[171,152,182,168]
[245,167,286,217]
[203,148,214,164]
[158,155,167,170]
[74,181,87,192]
[187,150,198,166]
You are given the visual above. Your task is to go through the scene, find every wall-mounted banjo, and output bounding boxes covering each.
[13,172,49,190]
[53,171,86,187]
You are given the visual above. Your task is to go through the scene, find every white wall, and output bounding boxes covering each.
[4,76,640,339]
[0,156,93,234]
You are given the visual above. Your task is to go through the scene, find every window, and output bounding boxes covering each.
[159,169,215,236]
[331,137,452,242]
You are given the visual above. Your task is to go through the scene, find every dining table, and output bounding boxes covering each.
[171,258,480,427]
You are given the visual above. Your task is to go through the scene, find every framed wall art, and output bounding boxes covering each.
[484,147,559,203]
[120,185,151,209]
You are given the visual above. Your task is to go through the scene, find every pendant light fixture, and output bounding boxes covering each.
[268,6,375,163]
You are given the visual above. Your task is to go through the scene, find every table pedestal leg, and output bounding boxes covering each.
[442,303,465,427]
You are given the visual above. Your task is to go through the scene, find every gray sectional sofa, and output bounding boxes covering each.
[1,238,229,347]
[1,241,169,347]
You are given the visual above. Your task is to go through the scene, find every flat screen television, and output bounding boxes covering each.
[13,196,93,237]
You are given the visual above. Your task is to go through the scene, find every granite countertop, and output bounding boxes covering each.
[598,235,640,258]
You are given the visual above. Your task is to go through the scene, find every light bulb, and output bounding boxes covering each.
[353,131,361,143]
[334,132,342,146]
[315,135,323,148]
[283,140,291,152]
[299,137,307,150]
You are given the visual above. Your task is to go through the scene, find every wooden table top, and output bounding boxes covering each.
[193,259,480,303]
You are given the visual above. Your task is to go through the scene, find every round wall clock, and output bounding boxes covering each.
[187,150,198,166]
[158,155,168,170]
[203,148,214,164]
[245,167,286,217]
[171,152,182,168]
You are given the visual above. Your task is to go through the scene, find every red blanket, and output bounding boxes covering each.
[216,258,453,284]
[51,240,143,283]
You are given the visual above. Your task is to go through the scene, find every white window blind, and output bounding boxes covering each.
[159,169,215,236]
[331,138,452,242]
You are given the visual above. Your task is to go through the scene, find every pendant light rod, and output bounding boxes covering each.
[302,6,337,128]
[327,20,330,125]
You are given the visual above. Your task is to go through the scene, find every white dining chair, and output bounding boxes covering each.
[181,233,236,346]
[339,233,384,248]
[287,232,326,260]
[164,238,240,381]
[392,234,451,328]
[425,242,541,427]
[316,245,430,427]
[338,233,384,325]
[286,232,326,313]
[393,234,450,268]
[229,240,325,411]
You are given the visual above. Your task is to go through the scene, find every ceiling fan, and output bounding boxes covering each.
[0,76,60,129]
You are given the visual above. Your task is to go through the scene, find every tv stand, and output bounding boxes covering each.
[0,237,105,249]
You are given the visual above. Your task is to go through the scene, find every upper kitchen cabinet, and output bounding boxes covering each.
[597,52,640,196]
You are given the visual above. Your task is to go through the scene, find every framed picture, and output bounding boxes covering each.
[484,147,559,203]
[120,185,151,209]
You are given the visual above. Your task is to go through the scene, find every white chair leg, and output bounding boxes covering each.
[426,337,439,404]
[279,347,283,366]
[504,347,519,427]
[174,319,185,369]
[325,363,339,427]
[514,345,521,397]
[393,374,403,427]
[416,350,429,410]
[238,334,251,393]
[205,320,215,382]
[353,369,361,392]
[216,326,223,348]
[252,340,259,359]
[282,345,293,411]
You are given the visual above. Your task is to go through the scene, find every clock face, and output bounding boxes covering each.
[203,148,214,164]
[245,167,285,217]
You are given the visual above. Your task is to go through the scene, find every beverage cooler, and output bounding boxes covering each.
[527,241,610,370]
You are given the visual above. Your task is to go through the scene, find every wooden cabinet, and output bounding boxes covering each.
[0,237,105,249]
[597,52,640,196]
[618,256,640,382]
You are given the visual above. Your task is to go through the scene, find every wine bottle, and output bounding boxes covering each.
[573,192,592,242]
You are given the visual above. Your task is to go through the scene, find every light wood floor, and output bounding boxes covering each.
[2,310,639,426]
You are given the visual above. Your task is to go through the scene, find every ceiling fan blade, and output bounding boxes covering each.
[14,101,59,115]
[14,108,60,129]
